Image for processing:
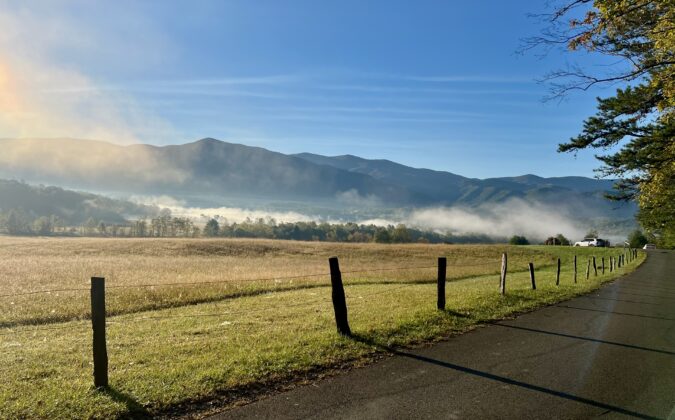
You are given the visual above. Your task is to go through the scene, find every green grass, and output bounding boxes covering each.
[0,239,645,418]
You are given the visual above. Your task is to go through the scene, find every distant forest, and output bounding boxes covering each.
[0,178,498,243]
[0,210,495,244]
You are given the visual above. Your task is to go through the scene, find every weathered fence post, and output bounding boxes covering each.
[573,255,577,283]
[610,256,614,272]
[618,254,622,268]
[602,257,605,274]
[500,253,507,295]
[556,258,561,286]
[592,256,597,276]
[586,259,591,280]
[529,263,536,290]
[328,257,351,336]
[91,277,108,389]
[437,257,447,310]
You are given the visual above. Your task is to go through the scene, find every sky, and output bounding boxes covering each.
[0,0,621,178]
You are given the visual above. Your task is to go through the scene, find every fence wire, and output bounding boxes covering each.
[0,323,88,337]
[0,259,503,299]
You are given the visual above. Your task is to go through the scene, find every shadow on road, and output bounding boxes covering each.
[556,305,675,322]
[350,334,663,420]
[580,295,673,306]
[491,323,675,356]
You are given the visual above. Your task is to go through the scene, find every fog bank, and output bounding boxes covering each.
[135,196,605,242]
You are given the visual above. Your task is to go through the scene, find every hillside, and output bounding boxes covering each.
[0,138,421,205]
[0,138,636,221]
[0,179,160,225]
[295,152,635,218]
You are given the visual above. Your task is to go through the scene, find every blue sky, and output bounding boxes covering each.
[0,0,619,178]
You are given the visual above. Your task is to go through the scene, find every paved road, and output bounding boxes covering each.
[213,251,675,419]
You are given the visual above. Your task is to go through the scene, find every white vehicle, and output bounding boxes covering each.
[643,243,656,250]
[574,238,608,247]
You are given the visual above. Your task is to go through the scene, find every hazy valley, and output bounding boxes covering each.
[0,137,636,242]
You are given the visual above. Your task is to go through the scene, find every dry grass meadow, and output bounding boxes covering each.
[0,237,645,418]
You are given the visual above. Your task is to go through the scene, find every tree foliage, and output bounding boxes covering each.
[203,219,220,237]
[525,0,674,248]
[509,235,530,245]
[627,229,649,248]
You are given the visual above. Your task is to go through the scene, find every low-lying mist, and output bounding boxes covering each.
[136,195,616,243]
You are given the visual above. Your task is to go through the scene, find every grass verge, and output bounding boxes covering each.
[0,240,645,418]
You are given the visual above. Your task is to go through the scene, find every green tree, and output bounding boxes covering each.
[555,233,571,246]
[203,219,220,237]
[391,224,412,243]
[628,229,649,248]
[509,235,530,245]
[373,228,391,243]
[526,0,674,248]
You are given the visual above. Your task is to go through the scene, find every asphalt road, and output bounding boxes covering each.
[212,251,675,420]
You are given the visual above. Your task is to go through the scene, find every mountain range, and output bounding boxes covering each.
[0,137,636,221]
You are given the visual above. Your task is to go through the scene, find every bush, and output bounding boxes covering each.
[509,235,530,245]
[627,229,648,249]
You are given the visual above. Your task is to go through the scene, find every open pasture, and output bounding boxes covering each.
[0,237,644,418]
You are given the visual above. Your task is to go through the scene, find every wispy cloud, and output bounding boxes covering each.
[401,75,533,83]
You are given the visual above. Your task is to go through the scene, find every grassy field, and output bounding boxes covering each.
[0,237,645,418]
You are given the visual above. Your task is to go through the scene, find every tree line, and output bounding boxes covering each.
[0,209,495,244]
[200,218,494,244]
[0,209,198,238]
[1,208,652,247]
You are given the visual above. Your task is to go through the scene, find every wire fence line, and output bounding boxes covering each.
[346,283,423,301]
[0,288,90,298]
[0,249,643,391]
[0,323,89,337]
[108,296,334,325]
[0,260,496,299]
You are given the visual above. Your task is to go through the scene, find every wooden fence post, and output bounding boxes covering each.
[586,259,591,280]
[328,257,351,336]
[437,257,447,310]
[602,257,605,274]
[91,277,108,389]
[500,253,507,295]
[574,255,577,284]
[618,254,622,268]
[593,256,597,276]
[529,263,536,290]
[556,258,561,286]
[610,256,614,272]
